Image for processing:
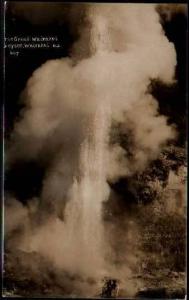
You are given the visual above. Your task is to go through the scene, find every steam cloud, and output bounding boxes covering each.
[5,3,178,297]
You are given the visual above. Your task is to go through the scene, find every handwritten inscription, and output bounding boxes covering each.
[5,35,63,56]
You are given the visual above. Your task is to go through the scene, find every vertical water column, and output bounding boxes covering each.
[63,104,110,277]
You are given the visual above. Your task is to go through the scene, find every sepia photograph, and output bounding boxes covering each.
[2,1,187,298]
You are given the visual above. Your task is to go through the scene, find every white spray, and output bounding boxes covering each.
[62,105,111,277]
[6,4,177,293]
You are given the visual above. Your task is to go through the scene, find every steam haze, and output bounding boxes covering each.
[4,3,187,298]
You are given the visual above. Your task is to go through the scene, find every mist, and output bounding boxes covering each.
[4,3,184,297]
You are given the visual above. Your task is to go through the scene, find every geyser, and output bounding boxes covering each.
[6,3,178,296]
[62,104,111,277]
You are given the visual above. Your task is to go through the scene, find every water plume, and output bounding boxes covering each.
[6,4,178,296]
[61,104,111,277]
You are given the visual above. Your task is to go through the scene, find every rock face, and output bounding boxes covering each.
[100,278,118,298]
